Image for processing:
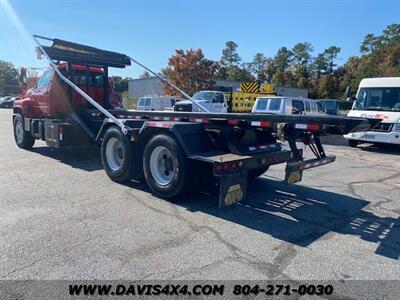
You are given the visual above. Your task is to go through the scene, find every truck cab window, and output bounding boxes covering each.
[310,102,317,112]
[36,70,52,89]
[93,74,104,87]
[213,93,224,103]
[292,100,305,114]
[316,102,324,112]
[305,101,311,112]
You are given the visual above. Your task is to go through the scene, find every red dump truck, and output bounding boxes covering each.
[13,35,376,207]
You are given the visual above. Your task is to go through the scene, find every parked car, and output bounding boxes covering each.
[319,99,352,116]
[0,96,15,108]
[136,96,184,111]
[252,96,325,115]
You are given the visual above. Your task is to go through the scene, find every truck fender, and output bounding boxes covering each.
[140,121,214,157]
[13,98,37,118]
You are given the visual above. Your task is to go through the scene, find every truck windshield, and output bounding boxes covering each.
[255,98,282,111]
[324,101,336,110]
[354,88,400,111]
[138,98,151,107]
[192,91,218,101]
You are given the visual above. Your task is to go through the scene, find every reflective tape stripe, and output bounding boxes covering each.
[59,127,64,141]
[295,124,320,131]
[251,121,271,127]
[148,122,170,128]
[189,118,209,124]
[248,144,276,151]
[295,124,307,129]
[300,158,333,170]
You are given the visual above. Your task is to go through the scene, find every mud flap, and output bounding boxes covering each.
[219,172,248,208]
[284,162,303,184]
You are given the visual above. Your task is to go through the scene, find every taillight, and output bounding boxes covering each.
[214,160,242,175]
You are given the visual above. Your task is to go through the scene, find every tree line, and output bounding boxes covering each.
[1,23,398,98]
[161,23,400,98]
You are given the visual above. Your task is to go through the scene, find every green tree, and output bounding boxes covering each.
[140,71,151,79]
[273,47,293,72]
[292,42,313,67]
[318,75,337,98]
[220,41,242,80]
[360,33,379,54]
[324,46,341,74]
[220,41,241,67]
[271,71,295,87]
[112,76,131,93]
[250,53,268,81]
[312,53,328,78]
[382,24,400,44]
[226,64,255,82]
[292,42,313,86]
[264,58,276,83]
[0,60,19,95]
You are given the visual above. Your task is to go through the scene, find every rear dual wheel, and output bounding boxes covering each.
[143,134,197,199]
[101,129,196,198]
[101,126,143,183]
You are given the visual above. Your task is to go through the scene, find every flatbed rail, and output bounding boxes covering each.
[88,109,374,134]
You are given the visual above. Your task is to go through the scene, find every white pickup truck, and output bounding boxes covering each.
[344,77,400,147]
[174,91,228,113]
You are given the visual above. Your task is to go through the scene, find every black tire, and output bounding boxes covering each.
[101,126,143,183]
[143,134,194,199]
[348,139,358,148]
[248,166,269,181]
[13,113,35,149]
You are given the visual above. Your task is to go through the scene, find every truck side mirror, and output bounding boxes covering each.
[346,96,357,102]
[345,86,352,98]
[19,67,27,84]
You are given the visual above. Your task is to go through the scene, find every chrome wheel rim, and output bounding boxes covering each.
[105,137,124,171]
[15,117,24,144]
[149,146,175,186]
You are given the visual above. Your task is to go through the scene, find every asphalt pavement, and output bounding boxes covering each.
[0,108,399,280]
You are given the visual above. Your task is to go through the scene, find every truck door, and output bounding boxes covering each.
[30,69,53,117]
[211,93,227,113]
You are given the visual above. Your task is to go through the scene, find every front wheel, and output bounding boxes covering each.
[348,139,358,148]
[143,134,194,199]
[13,113,35,149]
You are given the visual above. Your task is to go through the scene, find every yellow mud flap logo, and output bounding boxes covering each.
[224,184,243,206]
[287,171,301,184]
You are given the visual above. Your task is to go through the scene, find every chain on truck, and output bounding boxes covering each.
[12,35,378,207]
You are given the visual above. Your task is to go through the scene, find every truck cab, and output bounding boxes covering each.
[343,77,400,147]
[174,91,228,113]
[14,64,121,119]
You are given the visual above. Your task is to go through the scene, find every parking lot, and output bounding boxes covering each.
[0,108,399,280]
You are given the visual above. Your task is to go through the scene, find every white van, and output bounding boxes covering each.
[343,77,400,147]
[136,96,184,111]
[252,97,325,115]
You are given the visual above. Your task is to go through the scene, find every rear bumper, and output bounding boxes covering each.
[344,131,400,144]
